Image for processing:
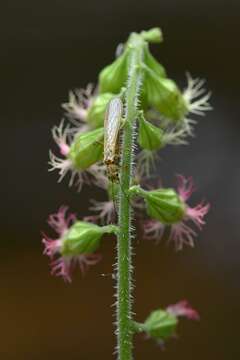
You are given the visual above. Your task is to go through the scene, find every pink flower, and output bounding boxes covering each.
[170,175,210,250]
[166,300,200,321]
[144,175,209,250]
[176,174,195,202]
[182,73,212,135]
[49,253,102,283]
[62,84,95,124]
[183,73,212,117]
[51,120,71,157]
[42,206,101,282]
[89,199,116,224]
[49,121,108,192]
[144,220,165,244]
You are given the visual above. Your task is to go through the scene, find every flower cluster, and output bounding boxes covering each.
[47,27,211,220]
[42,28,212,353]
[45,27,211,267]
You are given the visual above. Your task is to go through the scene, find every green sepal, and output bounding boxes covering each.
[145,188,186,224]
[130,186,185,224]
[143,66,188,121]
[144,309,178,341]
[68,127,104,170]
[143,45,166,78]
[138,112,165,150]
[99,47,130,94]
[87,92,115,128]
[62,221,117,256]
[140,27,163,44]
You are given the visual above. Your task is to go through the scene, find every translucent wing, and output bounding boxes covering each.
[104,97,123,163]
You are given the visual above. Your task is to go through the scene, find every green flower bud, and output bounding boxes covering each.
[68,128,104,170]
[143,66,188,121]
[140,46,167,109]
[99,47,130,94]
[143,309,178,341]
[43,207,119,282]
[143,46,167,78]
[87,93,115,128]
[140,27,163,44]
[129,186,185,224]
[133,301,199,343]
[138,112,165,150]
[62,221,117,256]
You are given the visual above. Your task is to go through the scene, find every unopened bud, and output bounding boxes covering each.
[99,48,129,94]
[62,221,117,256]
[87,93,115,128]
[42,207,118,282]
[68,127,104,170]
[129,186,185,224]
[143,45,166,78]
[138,112,165,150]
[143,309,177,341]
[143,67,188,121]
[139,300,199,343]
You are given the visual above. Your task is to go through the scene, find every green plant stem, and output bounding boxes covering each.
[116,34,144,360]
[132,321,146,334]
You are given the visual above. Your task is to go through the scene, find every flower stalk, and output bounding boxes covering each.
[116,33,144,360]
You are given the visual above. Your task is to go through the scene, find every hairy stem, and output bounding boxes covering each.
[116,34,144,360]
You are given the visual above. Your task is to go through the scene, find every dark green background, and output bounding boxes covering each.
[1,0,240,359]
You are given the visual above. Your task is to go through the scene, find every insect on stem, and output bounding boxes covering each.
[104,97,123,181]
[103,97,124,208]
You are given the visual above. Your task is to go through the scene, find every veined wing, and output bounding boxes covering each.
[104,97,123,162]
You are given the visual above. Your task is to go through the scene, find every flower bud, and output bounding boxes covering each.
[129,186,185,224]
[141,176,210,250]
[143,45,166,78]
[89,199,115,224]
[42,206,118,282]
[138,113,165,150]
[61,221,116,256]
[140,46,167,110]
[99,47,129,94]
[143,309,178,341]
[87,92,115,128]
[142,300,199,342]
[140,27,163,43]
[143,68,188,121]
[68,127,104,170]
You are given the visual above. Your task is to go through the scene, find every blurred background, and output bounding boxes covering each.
[1,0,240,359]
